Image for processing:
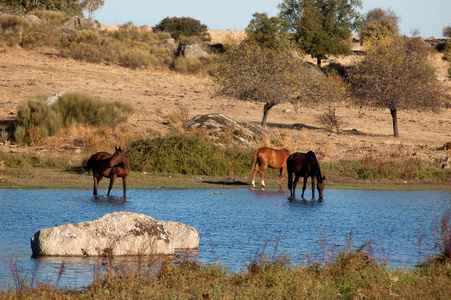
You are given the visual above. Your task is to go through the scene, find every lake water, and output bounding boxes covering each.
[0,188,450,290]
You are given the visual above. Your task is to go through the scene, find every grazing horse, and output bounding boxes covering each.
[286,151,325,199]
[86,146,130,197]
[249,147,291,187]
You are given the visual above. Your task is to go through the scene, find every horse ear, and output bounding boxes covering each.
[322,176,326,180]
[115,146,118,151]
[119,147,122,151]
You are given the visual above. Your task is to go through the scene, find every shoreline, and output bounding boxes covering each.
[1,168,450,191]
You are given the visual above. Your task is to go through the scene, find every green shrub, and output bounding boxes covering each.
[53,92,133,128]
[28,10,70,25]
[154,16,211,41]
[13,95,62,145]
[126,132,252,175]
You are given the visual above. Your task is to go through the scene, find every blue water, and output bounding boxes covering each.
[0,188,450,289]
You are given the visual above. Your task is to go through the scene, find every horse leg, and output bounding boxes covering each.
[252,164,259,187]
[293,175,300,198]
[301,176,308,198]
[93,174,102,196]
[122,175,127,198]
[260,164,267,187]
[279,166,287,188]
[107,175,116,196]
[311,176,316,199]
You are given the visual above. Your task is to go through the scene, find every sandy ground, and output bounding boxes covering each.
[0,31,450,169]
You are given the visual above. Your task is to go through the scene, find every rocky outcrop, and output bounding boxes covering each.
[30,211,199,257]
[183,113,274,145]
[176,43,208,58]
[59,16,99,30]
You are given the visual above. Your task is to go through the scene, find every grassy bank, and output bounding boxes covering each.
[2,240,451,299]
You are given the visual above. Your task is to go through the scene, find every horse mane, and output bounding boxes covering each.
[306,151,322,179]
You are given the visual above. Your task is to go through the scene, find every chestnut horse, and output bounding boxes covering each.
[286,151,325,199]
[86,146,130,197]
[249,147,291,187]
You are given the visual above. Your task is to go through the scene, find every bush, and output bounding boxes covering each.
[13,95,62,145]
[126,132,252,175]
[53,92,133,128]
[11,92,133,145]
[154,16,211,41]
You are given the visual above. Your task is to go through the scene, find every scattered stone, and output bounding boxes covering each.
[46,91,67,106]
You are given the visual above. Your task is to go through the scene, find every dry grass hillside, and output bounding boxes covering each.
[0,29,450,170]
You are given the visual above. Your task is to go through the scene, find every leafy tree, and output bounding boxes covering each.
[1,0,84,15]
[154,16,211,42]
[245,12,291,50]
[443,25,451,38]
[214,40,343,128]
[348,37,444,137]
[278,0,362,67]
[359,8,400,43]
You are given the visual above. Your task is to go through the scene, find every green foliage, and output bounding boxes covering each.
[359,8,400,43]
[13,95,62,145]
[0,0,84,15]
[278,0,362,66]
[126,132,252,175]
[154,16,211,41]
[53,92,133,127]
[245,12,291,50]
[11,92,133,145]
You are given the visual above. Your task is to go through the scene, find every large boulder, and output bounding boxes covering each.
[30,211,199,257]
[183,113,274,145]
[59,16,99,30]
[176,43,208,58]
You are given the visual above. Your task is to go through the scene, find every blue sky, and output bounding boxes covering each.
[94,0,450,38]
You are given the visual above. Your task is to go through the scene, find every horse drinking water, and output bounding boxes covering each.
[249,147,291,187]
[286,151,325,199]
[86,146,130,197]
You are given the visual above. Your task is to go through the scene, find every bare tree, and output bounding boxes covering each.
[348,36,444,137]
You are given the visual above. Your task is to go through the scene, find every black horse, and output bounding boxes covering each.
[286,151,325,199]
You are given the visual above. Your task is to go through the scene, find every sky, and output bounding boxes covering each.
[94,0,450,38]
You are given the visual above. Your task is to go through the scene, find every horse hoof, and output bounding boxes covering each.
[261,181,266,187]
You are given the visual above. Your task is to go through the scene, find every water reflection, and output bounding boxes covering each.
[91,195,127,206]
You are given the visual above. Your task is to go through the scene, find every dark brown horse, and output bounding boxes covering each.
[86,146,130,197]
[286,151,325,199]
[249,147,291,187]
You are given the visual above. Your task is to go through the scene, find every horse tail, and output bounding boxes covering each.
[307,151,322,178]
[248,149,260,182]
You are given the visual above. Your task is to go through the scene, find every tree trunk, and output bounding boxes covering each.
[316,57,322,68]
[390,107,399,138]
[261,102,275,128]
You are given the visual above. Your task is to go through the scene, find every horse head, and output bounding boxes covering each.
[109,146,125,168]
[317,176,326,199]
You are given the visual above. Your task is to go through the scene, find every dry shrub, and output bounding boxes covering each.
[121,47,153,69]
[317,107,346,133]
[173,55,218,76]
